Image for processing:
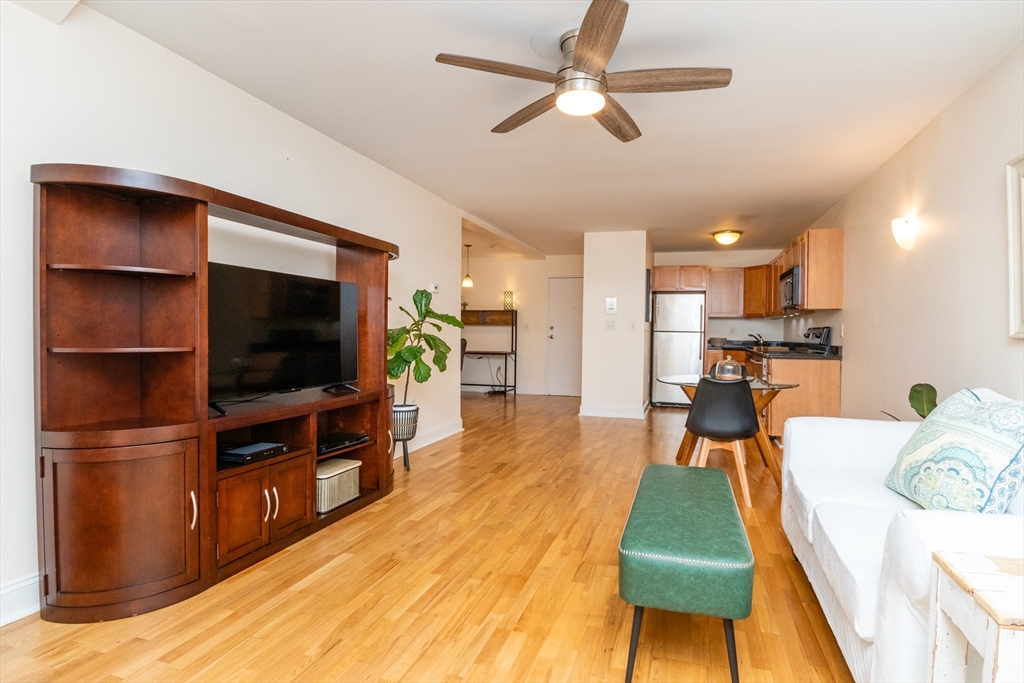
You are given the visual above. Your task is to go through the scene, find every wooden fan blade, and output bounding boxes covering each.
[592,95,641,142]
[436,54,557,83]
[573,0,629,76]
[606,68,733,93]
[492,94,557,133]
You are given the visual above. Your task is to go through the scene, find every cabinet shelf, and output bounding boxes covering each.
[316,439,377,461]
[48,264,195,277]
[217,448,313,478]
[48,347,195,354]
[316,487,379,522]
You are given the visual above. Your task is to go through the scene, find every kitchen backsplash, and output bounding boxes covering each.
[707,317,785,340]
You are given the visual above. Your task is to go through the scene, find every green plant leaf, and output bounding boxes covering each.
[399,305,416,322]
[428,322,442,331]
[422,334,451,354]
[400,346,424,363]
[387,326,408,346]
[386,328,409,357]
[909,383,938,418]
[433,349,449,372]
[413,357,431,383]
[413,289,432,320]
[426,309,464,328]
[387,355,410,379]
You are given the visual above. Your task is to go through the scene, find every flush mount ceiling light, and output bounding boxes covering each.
[713,230,742,246]
[462,244,474,288]
[892,215,917,251]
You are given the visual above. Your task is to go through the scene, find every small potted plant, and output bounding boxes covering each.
[386,289,464,470]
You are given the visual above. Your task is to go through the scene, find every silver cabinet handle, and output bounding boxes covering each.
[190,490,197,530]
[263,489,271,523]
[272,486,279,520]
[388,429,394,453]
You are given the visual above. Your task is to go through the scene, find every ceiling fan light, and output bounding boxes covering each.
[556,89,606,116]
[713,230,742,245]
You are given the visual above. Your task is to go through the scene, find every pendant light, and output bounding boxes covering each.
[462,244,474,288]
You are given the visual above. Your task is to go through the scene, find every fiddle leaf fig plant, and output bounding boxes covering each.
[387,289,464,405]
[909,383,938,418]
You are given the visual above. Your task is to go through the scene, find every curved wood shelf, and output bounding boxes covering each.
[48,346,195,354]
[48,264,195,277]
[41,419,200,449]
[32,163,399,259]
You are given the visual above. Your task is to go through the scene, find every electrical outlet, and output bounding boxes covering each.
[729,326,737,335]
[605,320,616,331]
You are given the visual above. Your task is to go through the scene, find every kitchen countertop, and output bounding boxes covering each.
[708,339,842,360]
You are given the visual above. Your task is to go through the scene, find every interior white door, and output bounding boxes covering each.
[547,277,584,397]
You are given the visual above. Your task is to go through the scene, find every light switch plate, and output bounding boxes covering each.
[605,297,617,314]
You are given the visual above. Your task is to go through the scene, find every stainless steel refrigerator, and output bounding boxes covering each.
[650,292,705,406]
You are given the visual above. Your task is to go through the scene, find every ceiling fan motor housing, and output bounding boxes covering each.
[555,28,607,105]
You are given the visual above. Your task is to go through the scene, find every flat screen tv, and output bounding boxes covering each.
[208,263,358,402]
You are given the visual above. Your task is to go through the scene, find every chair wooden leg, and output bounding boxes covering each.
[695,438,712,467]
[730,440,753,507]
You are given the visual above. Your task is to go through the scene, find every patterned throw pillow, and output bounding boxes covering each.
[885,389,1024,513]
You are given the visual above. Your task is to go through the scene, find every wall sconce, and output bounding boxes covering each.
[891,215,917,251]
[712,230,742,246]
[503,291,514,310]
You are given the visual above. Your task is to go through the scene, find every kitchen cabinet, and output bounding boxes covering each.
[801,228,844,310]
[216,453,313,567]
[652,265,709,292]
[707,268,744,317]
[742,265,768,317]
[767,255,784,317]
[679,265,708,291]
[765,358,841,438]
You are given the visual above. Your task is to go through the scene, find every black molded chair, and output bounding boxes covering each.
[685,377,760,507]
[460,337,468,370]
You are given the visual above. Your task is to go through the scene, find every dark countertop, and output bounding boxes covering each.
[708,339,842,360]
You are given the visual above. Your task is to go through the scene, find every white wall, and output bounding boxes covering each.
[655,249,786,340]
[785,41,1024,419]
[580,232,649,419]
[0,2,468,623]
[459,255,583,394]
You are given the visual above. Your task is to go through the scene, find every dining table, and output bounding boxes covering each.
[656,374,799,485]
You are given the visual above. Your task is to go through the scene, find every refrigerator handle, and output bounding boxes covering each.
[698,304,704,361]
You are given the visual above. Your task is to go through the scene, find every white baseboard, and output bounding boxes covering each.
[393,418,463,459]
[1,575,39,626]
[578,403,648,420]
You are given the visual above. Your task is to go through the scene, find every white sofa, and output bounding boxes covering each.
[781,389,1024,683]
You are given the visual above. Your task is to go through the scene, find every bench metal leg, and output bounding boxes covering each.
[625,605,644,683]
[724,618,739,683]
[402,441,410,471]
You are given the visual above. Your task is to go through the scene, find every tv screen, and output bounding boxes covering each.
[208,263,358,402]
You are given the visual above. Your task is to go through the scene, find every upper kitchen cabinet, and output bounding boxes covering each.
[652,265,708,292]
[800,228,844,310]
[707,268,744,317]
[742,265,767,318]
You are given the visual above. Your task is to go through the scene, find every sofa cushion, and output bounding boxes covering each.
[810,504,902,642]
[783,417,920,541]
[885,389,1024,513]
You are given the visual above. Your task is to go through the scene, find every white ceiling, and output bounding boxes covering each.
[84,0,1023,255]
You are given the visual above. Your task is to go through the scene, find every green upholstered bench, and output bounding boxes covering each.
[619,464,754,683]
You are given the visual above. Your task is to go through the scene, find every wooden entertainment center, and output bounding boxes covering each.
[32,164,399,623]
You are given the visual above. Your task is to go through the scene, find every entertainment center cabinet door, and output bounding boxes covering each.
[39,440,199,610]
[216,467,270,567]
[269,456,313,541]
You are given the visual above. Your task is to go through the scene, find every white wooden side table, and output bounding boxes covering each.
[929,551,1024,682]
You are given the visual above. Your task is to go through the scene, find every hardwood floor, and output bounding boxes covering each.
[0,394,852,682]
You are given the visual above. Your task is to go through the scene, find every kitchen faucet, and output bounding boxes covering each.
[748,333,764,346]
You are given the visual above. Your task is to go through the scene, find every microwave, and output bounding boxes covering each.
[780,266,801,309]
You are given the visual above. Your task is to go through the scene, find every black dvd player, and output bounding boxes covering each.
[218,442,288,465]
[318,431,369,455]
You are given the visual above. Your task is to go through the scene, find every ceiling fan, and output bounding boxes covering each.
[436,0,732,143]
